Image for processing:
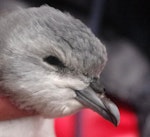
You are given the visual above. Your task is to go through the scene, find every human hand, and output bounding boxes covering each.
[0,96,35,121]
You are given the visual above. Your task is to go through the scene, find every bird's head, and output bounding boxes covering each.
[0,6,120,126]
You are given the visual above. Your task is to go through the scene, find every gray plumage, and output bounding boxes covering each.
[0,5,119,137]
[0,5,106,116]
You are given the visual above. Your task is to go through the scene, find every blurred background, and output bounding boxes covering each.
[1,0,150,137]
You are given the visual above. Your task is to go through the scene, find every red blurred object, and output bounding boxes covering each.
[55,114,76,137]
[55,105,140,137]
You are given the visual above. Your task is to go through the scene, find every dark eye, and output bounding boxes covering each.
[43,56,65,68]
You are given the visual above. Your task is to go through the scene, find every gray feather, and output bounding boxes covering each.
[0,5,107,117]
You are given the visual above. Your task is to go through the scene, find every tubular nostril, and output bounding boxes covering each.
[90,78,106,94]
[92,77,98,82]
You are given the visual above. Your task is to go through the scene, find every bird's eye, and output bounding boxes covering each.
[43,56,65,68]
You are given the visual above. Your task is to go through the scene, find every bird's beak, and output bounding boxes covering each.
[75,87,120,126]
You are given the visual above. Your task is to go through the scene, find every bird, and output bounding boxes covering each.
[0,4,120,137]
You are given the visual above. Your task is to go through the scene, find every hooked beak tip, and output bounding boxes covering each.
[106,101,120,126]
[75,88,120,126]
